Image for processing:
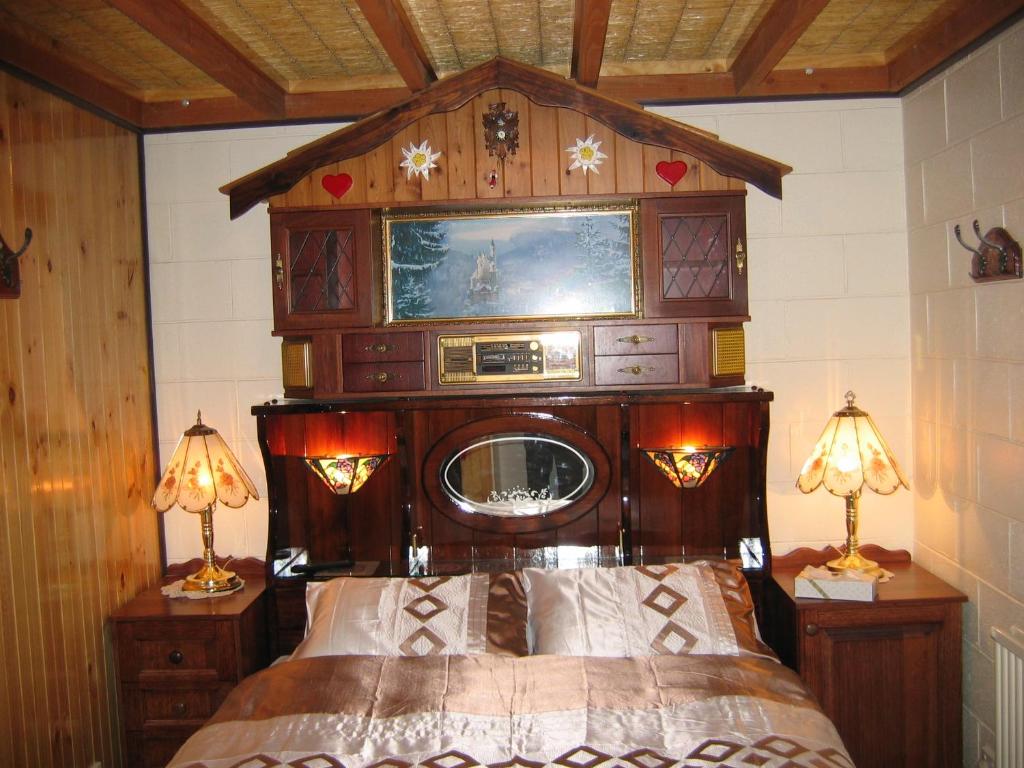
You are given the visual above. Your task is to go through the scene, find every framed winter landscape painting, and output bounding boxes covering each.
[382,204,639,323]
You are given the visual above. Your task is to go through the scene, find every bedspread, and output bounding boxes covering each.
[170,654,852,768]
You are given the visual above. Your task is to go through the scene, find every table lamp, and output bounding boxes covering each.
[796,391,908,575]
[152,412,259,592]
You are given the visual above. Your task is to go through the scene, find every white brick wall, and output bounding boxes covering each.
[903,17,1024,766]
[145,101,912,571]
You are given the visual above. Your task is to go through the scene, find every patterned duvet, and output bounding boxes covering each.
[169,653,852,768]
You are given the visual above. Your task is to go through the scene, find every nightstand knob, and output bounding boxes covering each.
[805,623,820,636]
[168,649,184,665]
[171,702,187,717]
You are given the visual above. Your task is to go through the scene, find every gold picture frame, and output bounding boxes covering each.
[382,203,640,324]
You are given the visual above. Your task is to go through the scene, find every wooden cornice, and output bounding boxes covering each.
[221,56,792,218]
[732,0,830,95]
[354,0,437,92]
[106,0,286,118]
[571,0,614,88]
[887,0,1024,91]
[0,27,143,126]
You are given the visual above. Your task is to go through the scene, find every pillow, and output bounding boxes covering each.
[293,571,528,659]
[522,561,775,660]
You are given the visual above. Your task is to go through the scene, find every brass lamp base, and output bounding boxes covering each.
[183,563,241,593]
[827,551,884,578]
[827,492,884,577]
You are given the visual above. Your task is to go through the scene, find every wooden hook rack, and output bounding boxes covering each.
[954,220,1021,283]
[0,227,33,299]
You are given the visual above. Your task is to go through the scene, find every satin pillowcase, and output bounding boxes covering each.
[293,572,528,659]
[523,561,774,659]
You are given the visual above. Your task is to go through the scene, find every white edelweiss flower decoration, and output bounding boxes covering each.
[565,134,607,175]
[400,140,442,180]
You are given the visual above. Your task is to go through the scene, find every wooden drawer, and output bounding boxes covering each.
[342,331,425,363]
[594,354,679,385]
[126,727,200,768]
[343,361,425,392]
[115,620,235,682]
[594,324,677,356]
[123,682,233,729]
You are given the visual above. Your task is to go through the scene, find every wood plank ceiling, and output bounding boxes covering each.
[0,0,1021,131]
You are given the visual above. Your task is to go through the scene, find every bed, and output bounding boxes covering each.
[168,562,851,767]
[167,392,852,767]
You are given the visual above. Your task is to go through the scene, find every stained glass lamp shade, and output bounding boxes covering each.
[641,446,734,489]
[796,391,908,574]
[152,412,259,592]
[305,454,389,495]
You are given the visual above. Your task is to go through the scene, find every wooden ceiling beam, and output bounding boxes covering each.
[354,0,436,92]
[732,0,830,95]
[140,87,411,130]
[0,28,143,126]
[105,0,285,118]
[571,0,614,87]
[887,0,1024,90]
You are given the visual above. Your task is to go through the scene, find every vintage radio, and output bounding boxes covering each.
[438,331,582,385]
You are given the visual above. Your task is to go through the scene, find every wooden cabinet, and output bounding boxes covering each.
[763,555,966,768]
[111,579,268,768]
[640,195,747,318]
[270,209,373,332]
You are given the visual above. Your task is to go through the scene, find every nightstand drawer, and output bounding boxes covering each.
[116,619,236,681]
[127,728,200,768]
[123,682,234,729]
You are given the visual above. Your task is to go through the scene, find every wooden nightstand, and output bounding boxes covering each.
[763,546,966,768]
[111,573,268,768]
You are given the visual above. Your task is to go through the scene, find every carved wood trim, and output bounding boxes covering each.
[220,57,792,218]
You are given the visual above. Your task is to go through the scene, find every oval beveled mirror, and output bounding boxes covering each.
[441,433,594,517]
[422,413,611,533]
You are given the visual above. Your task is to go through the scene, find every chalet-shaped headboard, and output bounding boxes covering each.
[221,56,790,402]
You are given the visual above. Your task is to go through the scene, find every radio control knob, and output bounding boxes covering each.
[529,341,539,351]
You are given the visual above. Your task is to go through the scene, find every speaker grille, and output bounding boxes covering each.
[712,327,745,377]
[281,339,313,390]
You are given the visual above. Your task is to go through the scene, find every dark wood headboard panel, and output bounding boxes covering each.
[254,387,772,655]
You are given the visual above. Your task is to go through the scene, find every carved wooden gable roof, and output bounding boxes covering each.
[222,57,792,218]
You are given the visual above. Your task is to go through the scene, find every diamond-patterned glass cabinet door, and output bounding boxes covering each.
[289,228,356,313]
[270,210,372,332]
[640,196,747,319]
[660,214,729,300]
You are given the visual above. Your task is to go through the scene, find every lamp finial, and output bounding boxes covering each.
[844,390,856,407]
[196,410,203,425]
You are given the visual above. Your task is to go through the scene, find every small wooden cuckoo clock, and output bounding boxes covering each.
[482,102,519,160]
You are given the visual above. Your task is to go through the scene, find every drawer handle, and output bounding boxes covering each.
[805,623,819,637]
[168,649,184,665]
[617,334,654,345]
[171,702,187,717]
[617,365,655,376]
[273,253,284,291]
[364,342,395,354]
[367,371,393,384]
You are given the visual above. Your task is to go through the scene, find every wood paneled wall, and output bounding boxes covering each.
[0,71,159,768]
[270,88,744,209]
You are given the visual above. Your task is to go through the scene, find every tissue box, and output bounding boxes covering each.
[794,566,877,601]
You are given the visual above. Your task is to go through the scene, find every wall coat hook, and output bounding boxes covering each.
[954,220,1021,283]
[0,227,32,299]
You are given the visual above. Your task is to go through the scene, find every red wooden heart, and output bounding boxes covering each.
[321,173,353,199]
[656,160,688,186]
